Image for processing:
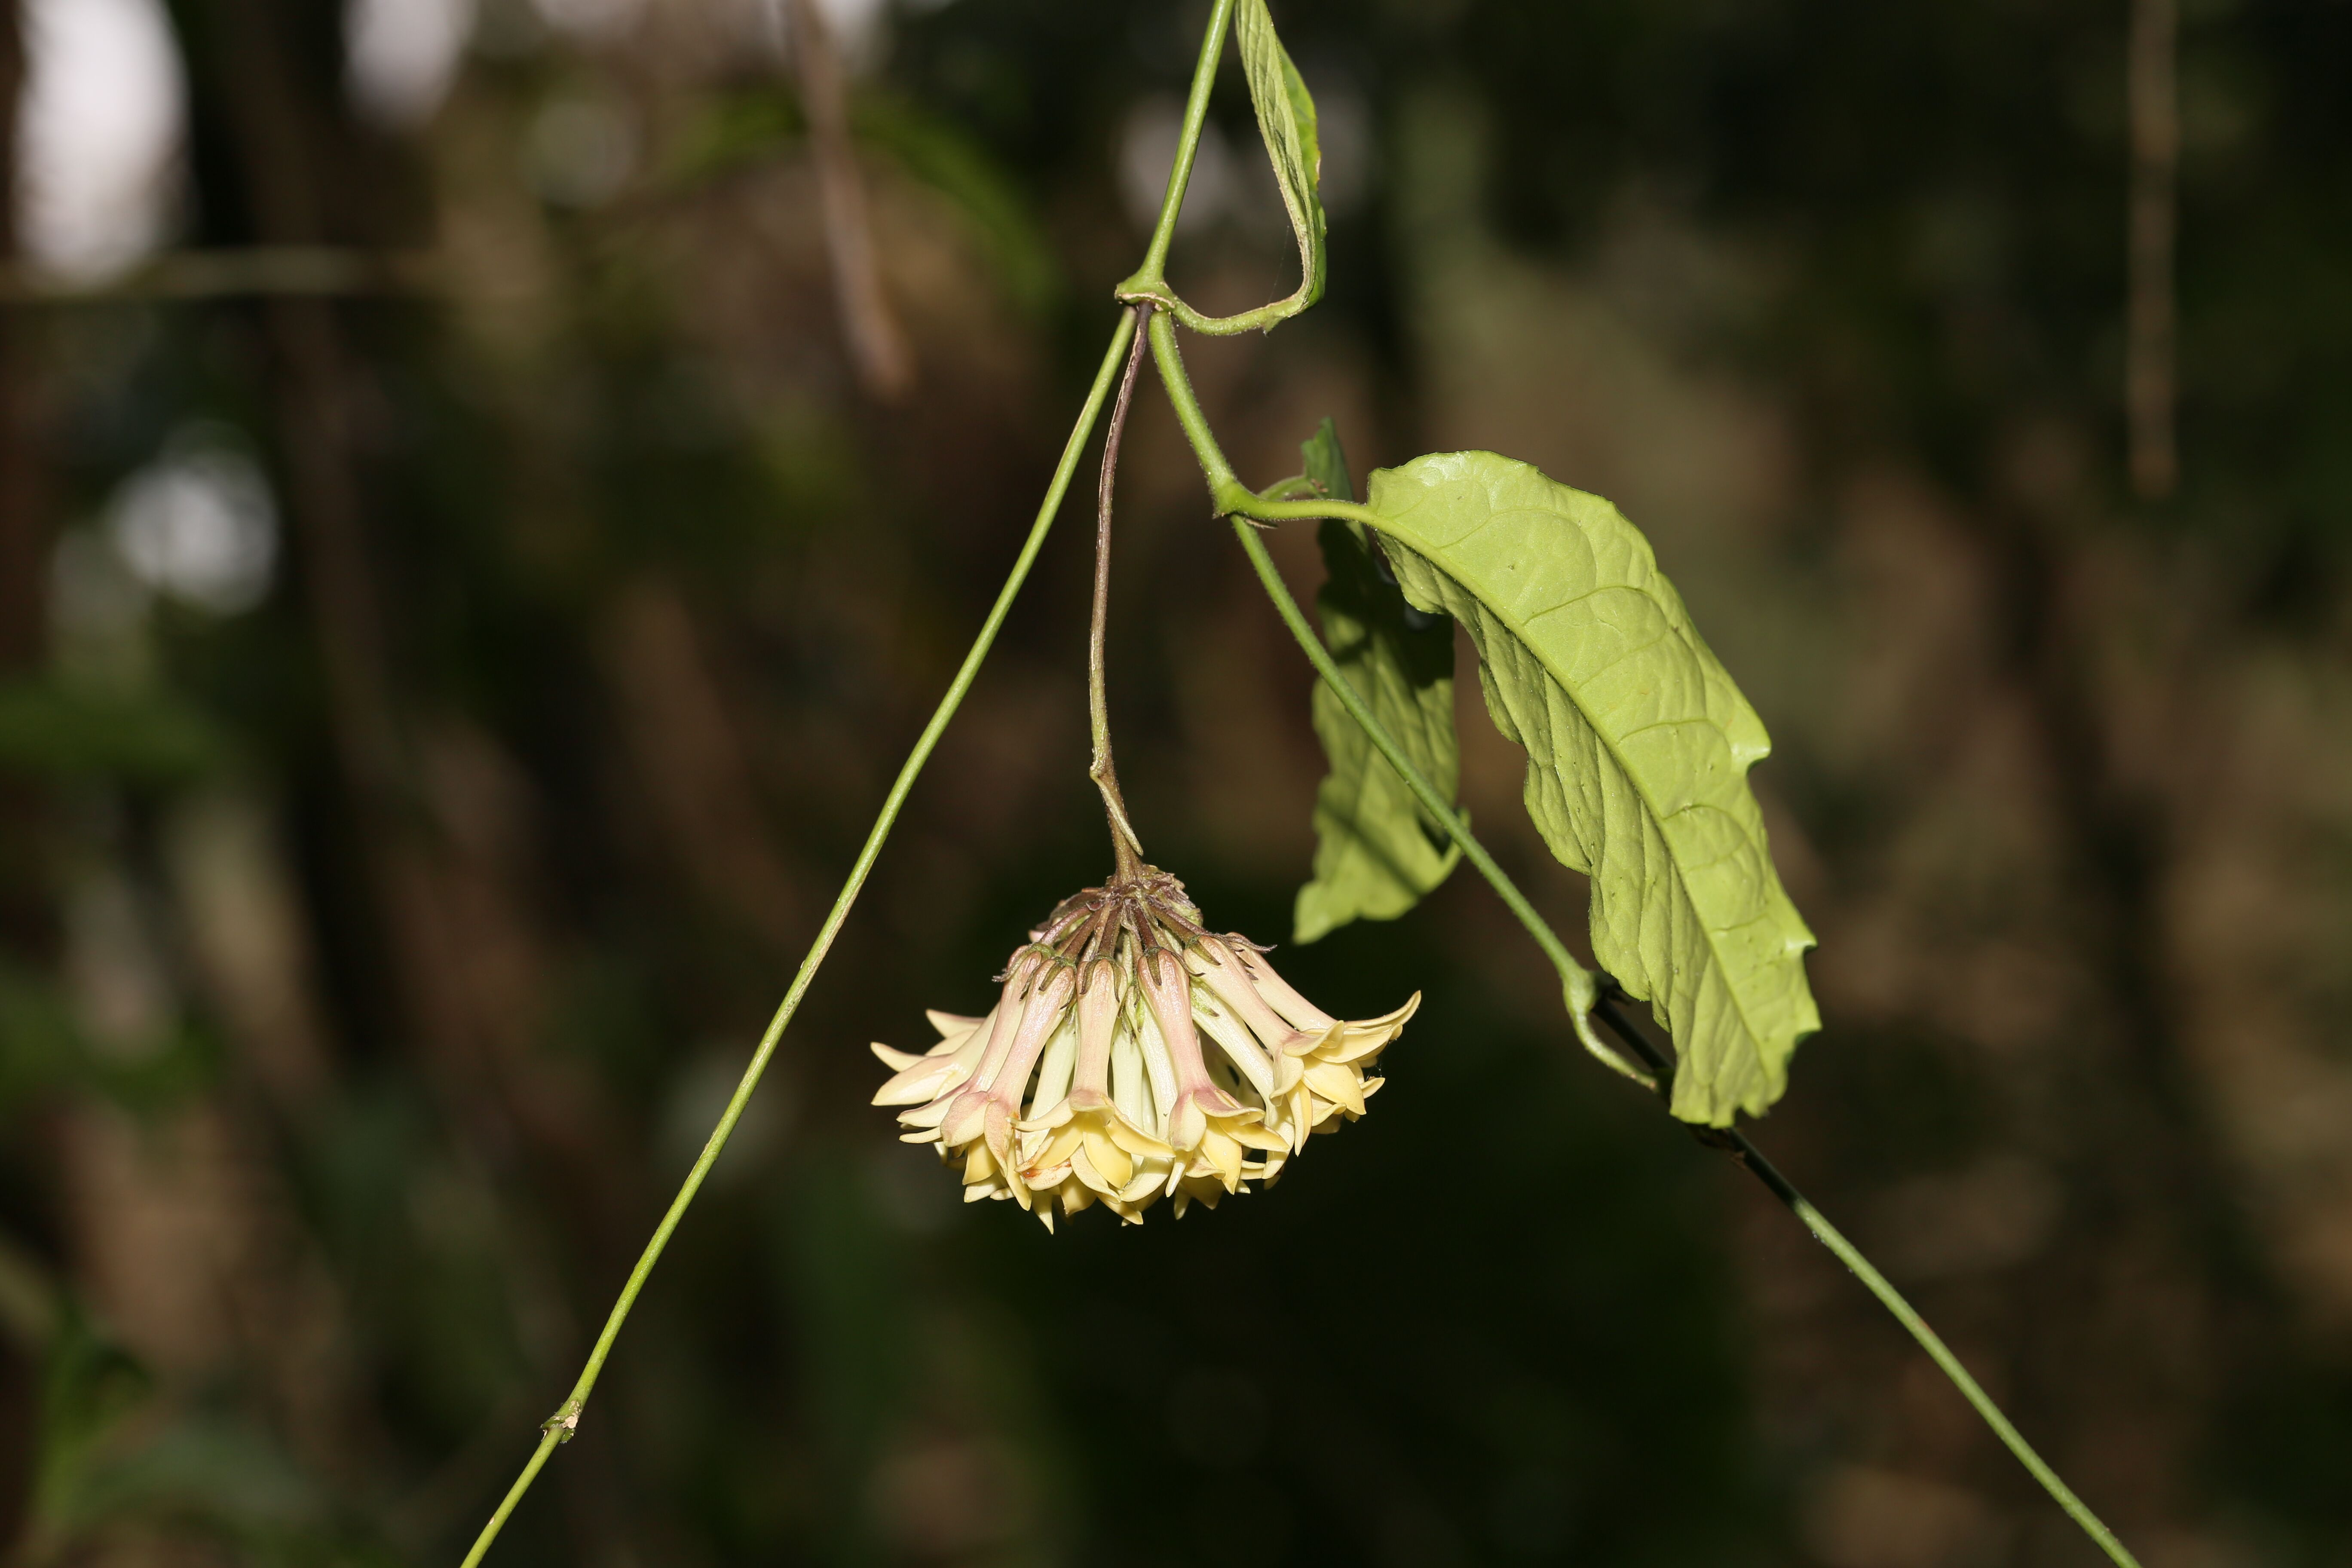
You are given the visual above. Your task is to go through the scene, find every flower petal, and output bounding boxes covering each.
[874,1055,966,1106]
[1026,1014,1079,1119]
[1303,1060,1369,1116]
[940,1089,989,1148]
[871,1041,925,1072]
[1191,942,1330,1057]
[927,1009,985,1038]
[874,882,1415,1231]
[1191,994,1278,1099]
[1231,942,1338,1032]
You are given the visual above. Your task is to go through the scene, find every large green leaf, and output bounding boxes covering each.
[1228,0,1326,325]
[1289,420,1461,943]
[1365,451,1818,1124]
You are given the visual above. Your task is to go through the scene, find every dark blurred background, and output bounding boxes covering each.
[0,0,2348,1563]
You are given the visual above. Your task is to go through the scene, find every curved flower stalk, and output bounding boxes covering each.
[873,867,1417,1228]
[871,309,1415,1229]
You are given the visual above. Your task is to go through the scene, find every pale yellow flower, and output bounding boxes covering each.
[873,867,1418,1228]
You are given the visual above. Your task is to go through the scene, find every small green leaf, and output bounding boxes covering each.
[1292,420,1461,944]
[1298,415,1349,500]
[1221,0,1326,330]
[1365,451,1818,1124]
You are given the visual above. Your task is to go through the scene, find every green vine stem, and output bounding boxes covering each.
[461,10,1253,1557]
[1141,230,2138,1564]
[1207,416,2144,1568]
[456,0,2141,1557]
[453,308,1140,1568]
[1583,998,2146,1568]
[1109,1,1317,340]
[1118,0,1236,299]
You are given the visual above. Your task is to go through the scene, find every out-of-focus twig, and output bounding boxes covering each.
[0,247,439,306]
[0,0,41,672]
[202,3,409,808]
[784,0,914,400]
[2127,0,2178,500]
[604,581,808,950]
[0,0,61,968]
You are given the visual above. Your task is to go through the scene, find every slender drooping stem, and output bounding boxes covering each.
[1586,997,2144,1568]
[785,0,913,398]
[462,5,1247,1553]
[1132,0,1236,285]
[1182,339,2142,1568]
[2126,0,2178,500]
[1221,510,2145,1568]
[455,309,1140,1568]
[1090,306,1154,881]
[1144,176,2142,1563]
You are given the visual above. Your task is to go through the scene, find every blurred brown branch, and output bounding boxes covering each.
[0,247,439,306]
[0,0,47,686]
[0,4,55,1550]
[2127,0,2178,500]
[785,0,915,400]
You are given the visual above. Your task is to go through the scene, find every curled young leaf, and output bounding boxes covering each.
[1156,0,1325,336]
[1288,421,1461,943]
[1116,0,1325,334]
[1365,451,1819,1125]
[1235,0,1326,318]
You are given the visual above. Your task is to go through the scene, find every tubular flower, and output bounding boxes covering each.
[873,867,1418,1228]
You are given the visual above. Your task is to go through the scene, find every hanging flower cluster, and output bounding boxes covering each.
[873,867,1416,1228]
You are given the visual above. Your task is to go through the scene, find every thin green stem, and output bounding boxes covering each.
[1144,310,1242,496]
[1166,311,1615,1061]
[1225,530,1539,940]
[1129,0,1237,286]
[455,308,1139,1568]
[1227,521,1637,1080]
[1175,324,2141,1568]
[464,0,1244,1548]
[453,1439,554,1568]
[1797,1211,2137,1562]
[1237,516,2141,1568]
[1747,1143,2141,1566]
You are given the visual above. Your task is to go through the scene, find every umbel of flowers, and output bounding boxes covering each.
[873,867,1417,1228]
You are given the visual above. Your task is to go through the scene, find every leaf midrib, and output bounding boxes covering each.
[1376,498,1782,1066]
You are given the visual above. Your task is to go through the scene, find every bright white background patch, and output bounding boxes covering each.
[529,0,644,44]
[108,430,281,616]
[1118,97,1233,236]
[750,0,895,71]
[346,0,478,128]
[14,0,187,282]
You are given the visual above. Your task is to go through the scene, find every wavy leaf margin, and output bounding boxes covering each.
[1365,451,1818,1124]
